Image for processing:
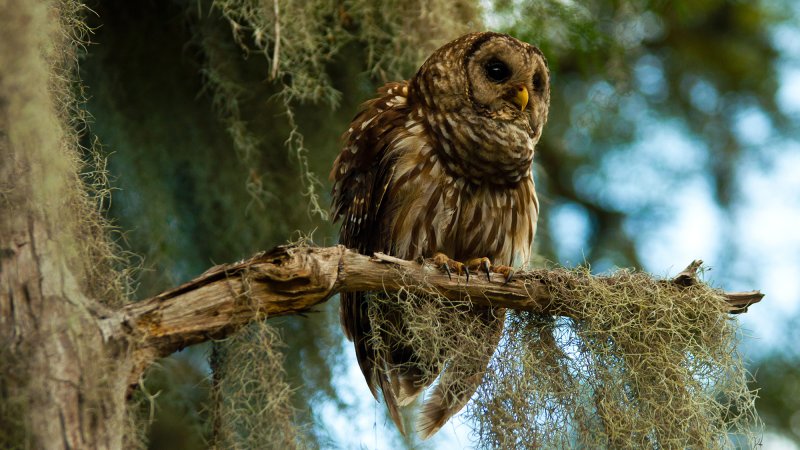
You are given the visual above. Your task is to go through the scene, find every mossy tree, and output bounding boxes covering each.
[0,1,131,447]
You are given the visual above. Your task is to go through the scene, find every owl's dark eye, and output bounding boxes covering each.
[484,59,511,83]
[532,72,544,92]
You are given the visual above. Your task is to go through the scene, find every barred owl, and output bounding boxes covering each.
[331,32,550,438]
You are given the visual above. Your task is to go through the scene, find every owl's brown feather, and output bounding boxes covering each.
[330,81,410,404]
[331,32,549,438]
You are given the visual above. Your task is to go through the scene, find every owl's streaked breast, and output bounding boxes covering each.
[385,126,538,266]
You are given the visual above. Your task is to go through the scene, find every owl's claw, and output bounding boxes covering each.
[434,254,514,284]
[466,257,492,281]
[495,265,515,285]
[467,258,515,284]
[433,253,465,282]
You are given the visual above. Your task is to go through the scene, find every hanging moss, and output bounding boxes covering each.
[488,269,759,448]
[365,266,760,448]
[210,321,306,449]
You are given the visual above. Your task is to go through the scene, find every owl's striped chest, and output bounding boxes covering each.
[384,148,538,267]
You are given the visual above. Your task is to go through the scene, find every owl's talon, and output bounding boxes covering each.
[435,253,506,284]
[466,257,493,282]
[503,269,515,285]
[443,264,452,280]
[433,252,465,282]
[493,265,515,285]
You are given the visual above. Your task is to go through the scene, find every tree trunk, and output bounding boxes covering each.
[0,1,129,448]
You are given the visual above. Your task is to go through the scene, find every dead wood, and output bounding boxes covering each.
[98,245,763,385]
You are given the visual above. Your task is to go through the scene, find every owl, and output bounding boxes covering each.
[330,32,550,438]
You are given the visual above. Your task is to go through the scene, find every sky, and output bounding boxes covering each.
[634,23,800,353]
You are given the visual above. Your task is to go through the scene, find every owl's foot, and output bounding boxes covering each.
[493,265,516,284]
[465,258,515,283]
[433,254,515,284]
[465,257,492,281]
[432,253,469,283]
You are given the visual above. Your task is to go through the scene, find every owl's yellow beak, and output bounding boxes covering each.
[513,86,529,112]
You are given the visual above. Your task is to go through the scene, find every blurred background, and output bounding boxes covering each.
[79,0,799,447]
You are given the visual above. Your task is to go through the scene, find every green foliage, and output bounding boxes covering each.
[132,355,211,450]
[751,317,800,443]
[753,353,800,443]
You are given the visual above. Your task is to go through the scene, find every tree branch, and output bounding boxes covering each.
[102,245,763,385]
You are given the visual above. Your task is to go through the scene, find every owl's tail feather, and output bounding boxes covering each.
[416,308,504,439]
[395,366,430,406]
[380,372,406,435]
[415,371,482,440]
[396,379,423,406]
[416,383,455,440]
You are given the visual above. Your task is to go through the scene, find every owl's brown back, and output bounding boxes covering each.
[331,31,548,438]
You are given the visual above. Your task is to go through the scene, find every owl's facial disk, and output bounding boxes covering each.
[465,36,549,129]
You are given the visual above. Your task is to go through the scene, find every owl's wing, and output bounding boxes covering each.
[331,81,410,257]
[330,81,411,430]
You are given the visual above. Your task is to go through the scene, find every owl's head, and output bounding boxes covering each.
[468,33,550,132]
[411,32,550,184]
[413,32,549,132]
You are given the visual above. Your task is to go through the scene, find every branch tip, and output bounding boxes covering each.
[673,259,704,287]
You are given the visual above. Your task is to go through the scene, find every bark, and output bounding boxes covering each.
[100,245,763,386]
[0,1,128,448]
